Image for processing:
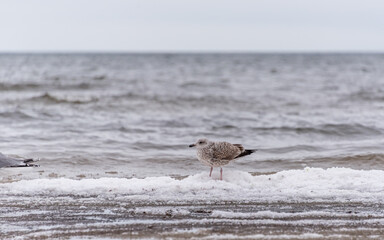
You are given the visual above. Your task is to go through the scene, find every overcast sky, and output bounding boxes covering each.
[0,0,383,52]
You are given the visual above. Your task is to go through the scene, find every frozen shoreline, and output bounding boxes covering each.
[2,196,384,239]
[2,167,384,239]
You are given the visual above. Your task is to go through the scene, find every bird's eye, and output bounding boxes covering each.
[198,141,203,144]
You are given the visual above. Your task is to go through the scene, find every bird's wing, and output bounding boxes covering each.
[212,142,242,160]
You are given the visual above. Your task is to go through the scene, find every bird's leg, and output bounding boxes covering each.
[209,167,213,177]
[220,168,223,180]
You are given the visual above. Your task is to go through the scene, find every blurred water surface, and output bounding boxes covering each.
[1,53,384,179]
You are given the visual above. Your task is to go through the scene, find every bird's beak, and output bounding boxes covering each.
[189,144,196,148]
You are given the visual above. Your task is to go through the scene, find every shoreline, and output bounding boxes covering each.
[2,198,384,239]
[2,168,384,239]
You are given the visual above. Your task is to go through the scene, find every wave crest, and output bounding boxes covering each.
[30,93,98,104]
[253,123,382,137]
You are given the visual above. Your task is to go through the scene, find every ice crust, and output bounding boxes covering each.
[1,167,384,202]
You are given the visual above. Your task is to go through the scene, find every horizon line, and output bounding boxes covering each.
[0,50,384,54]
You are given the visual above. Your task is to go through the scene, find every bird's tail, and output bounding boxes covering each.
[235,149,257,159]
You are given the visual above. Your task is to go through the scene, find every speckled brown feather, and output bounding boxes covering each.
[196,141,249,167]
[192,139,256,179]
[212,142,242,160]
[233,144,244,152]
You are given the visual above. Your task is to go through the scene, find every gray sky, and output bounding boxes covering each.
[0,0,383,52]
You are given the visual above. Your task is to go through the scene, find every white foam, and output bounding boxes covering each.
[1,167,384,202]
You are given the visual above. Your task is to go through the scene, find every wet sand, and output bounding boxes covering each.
[2,194,384,239]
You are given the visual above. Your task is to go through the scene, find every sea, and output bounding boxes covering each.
[1,53,384,239]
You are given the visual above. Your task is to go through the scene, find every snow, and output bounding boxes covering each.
[210,210,370,218]
[199,233,325,239]
[1,167,384,202]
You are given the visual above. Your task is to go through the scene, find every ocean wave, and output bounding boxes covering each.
[252,123,382,137]
[0,82,93,92]
[109,92,248,107]
[211,124,238,130]
[30,93,98,104]
[2,168,384,202]
[263,145,324,154]
[179,81,229,89]
[0,82,41,91]
[347,89,384,102]
[310,153,384,166]
[0,110,35,120]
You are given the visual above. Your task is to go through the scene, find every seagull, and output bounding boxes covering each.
[0,153,39,168]
[189,138,256,180]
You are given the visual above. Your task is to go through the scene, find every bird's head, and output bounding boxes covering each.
[189,138,209,149]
